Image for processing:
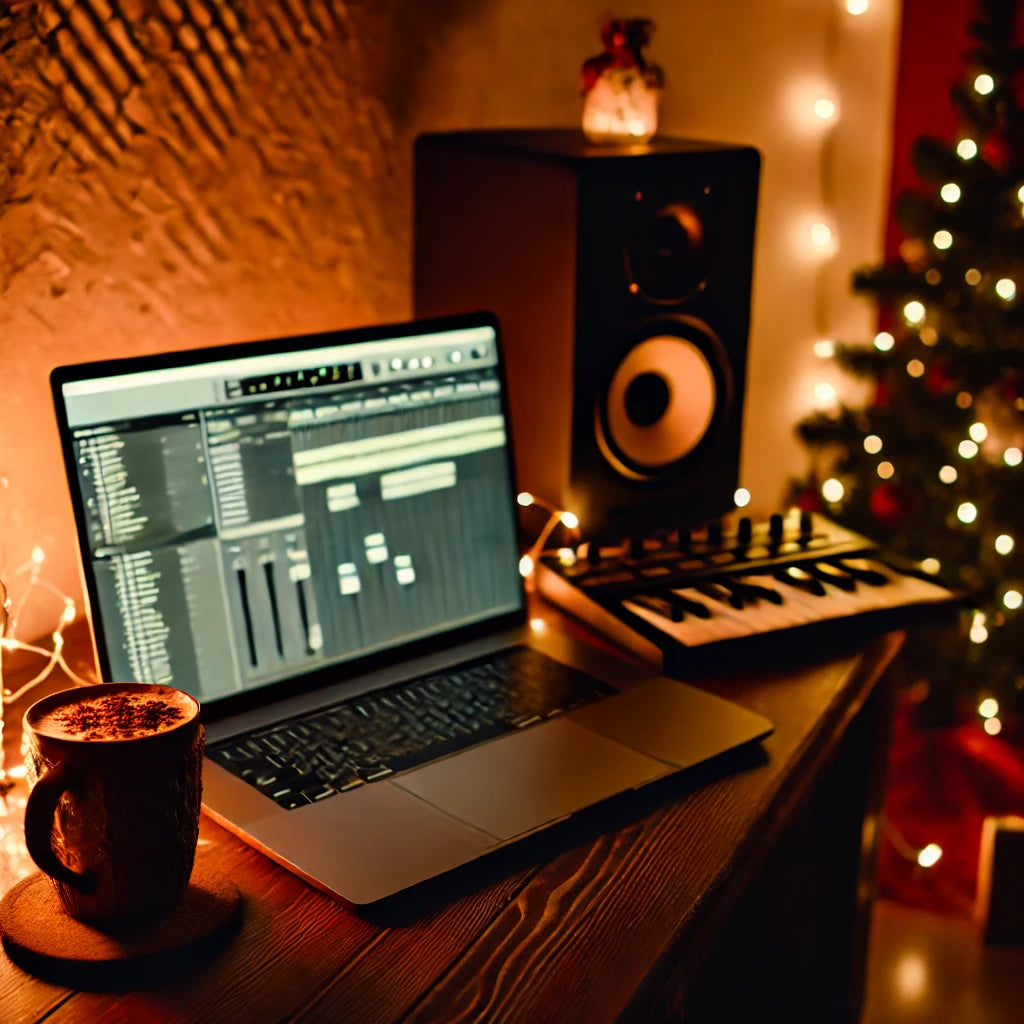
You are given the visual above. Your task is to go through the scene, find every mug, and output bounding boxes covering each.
[22,682,204,928]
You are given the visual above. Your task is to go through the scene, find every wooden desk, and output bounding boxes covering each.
[1,615,901,1023]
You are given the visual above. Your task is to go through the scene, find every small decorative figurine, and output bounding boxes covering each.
[581,18,664,144]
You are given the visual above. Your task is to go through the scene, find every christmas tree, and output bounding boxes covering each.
[791,0,1024,730]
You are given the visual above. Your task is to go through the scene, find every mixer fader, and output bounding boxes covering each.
[535,510,961,677]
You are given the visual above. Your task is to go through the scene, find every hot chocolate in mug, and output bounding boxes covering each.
[23,682,204,928]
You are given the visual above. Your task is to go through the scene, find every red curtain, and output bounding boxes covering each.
[883,0,976,260]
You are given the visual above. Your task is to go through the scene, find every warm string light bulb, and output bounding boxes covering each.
[813,97,838,121]
[516,492,581,587]
[1,546,94,711]
[885,819,943,870]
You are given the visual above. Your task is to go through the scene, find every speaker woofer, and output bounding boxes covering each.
[594,316,732,481]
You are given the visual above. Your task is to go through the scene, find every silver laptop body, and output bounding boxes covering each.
[50,312,771,906]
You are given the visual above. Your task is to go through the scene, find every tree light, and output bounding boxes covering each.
[957,501,978,523]
[974,73,995,95]
[846,0,869,14]
[996,278,1017,300]
[874,331,895,351]
[814,338,836,358]
[959,439,979,458]
[917,843,943,868]
[877,461,895,479]
[979,697,999,718]
[822,478,845,502]
[1004,589,1022,610]
[734,487,751,508]
[906,359,925,378]
[560,510,579,529]
[965,268,982,285]
[904,300,926,323]
[957,138,978,159]
[940,183,962,203]
[519,554,534,577]
[1005,447,1023,466]
[984,717,1003,736]
[920,557,941,575]
[933,230,953,249]
[970,612,989,643]
[939,465,957,484]
[864,434,883,454]
[995,533,1015,554]
[956,391,973,409]
[969,421,989,442]
[1018,184,1024,203]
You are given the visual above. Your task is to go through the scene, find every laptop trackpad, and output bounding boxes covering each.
[392,718,670,841]
[568,676,774,768]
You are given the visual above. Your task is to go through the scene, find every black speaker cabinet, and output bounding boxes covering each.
[414,129,760,541]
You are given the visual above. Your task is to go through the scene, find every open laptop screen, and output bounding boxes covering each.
[51,314,525,707]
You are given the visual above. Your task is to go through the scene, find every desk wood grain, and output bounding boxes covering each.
[1,617,902,1023]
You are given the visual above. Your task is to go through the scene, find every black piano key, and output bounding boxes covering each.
[725,577,785,605]
[807,561,858,591]
[774,565,827,596]
[660,590,713,619]
[630,593,684,622]
[832,557,891,586]
[697,581,745,610]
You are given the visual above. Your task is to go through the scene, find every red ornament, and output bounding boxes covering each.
[797,486,824,514]
[581,18,663,94]
[872,378,891,408]
[870,481,911,529]
[925,357,957,396]
[983,129,1009,169]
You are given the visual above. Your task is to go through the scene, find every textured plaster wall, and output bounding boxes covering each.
[0,0,900,644]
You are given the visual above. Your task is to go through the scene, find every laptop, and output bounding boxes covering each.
[49,311,772,907]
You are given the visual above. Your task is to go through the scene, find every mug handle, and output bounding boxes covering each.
[23,763,97,893]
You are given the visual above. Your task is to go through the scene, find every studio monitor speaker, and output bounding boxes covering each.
[414,129,760,541]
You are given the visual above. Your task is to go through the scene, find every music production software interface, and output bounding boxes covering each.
[58,325,524,702]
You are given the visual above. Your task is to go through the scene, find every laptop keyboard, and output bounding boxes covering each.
[207,645,616,810]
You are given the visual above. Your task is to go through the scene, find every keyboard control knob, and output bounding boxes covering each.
[769,513,784,542]
[707,520,723,547]
[737,516,752,546]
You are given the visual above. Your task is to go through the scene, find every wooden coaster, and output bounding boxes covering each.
[0,864,242,988]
